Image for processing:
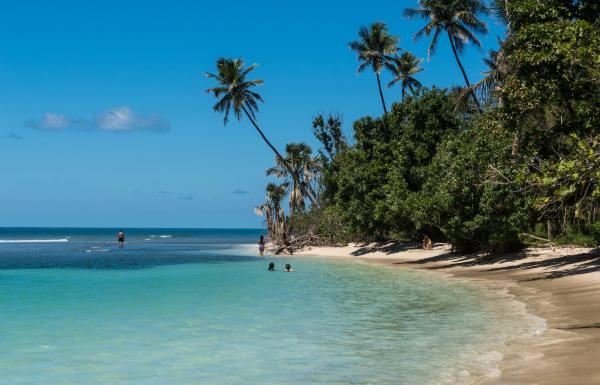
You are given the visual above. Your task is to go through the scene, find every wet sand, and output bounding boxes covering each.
[295,244,600,385]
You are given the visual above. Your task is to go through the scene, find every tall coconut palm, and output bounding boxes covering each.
[348,22,399,114]
[403,0,489,111]
[205,57,318,206]
[266,143,321,215]
[255,182,288,239]
[387,51,424,101]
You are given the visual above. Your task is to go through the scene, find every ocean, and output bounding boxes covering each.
[0,228,543,385]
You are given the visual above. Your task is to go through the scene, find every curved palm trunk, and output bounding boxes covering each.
[401,82,406,101]
[376,73,388,114]
[447,32,483,112]
[304,182,320,207]
[241,105,319,208]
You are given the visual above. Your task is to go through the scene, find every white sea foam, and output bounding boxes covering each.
[0,239,69,243]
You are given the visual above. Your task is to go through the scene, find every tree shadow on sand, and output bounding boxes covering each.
[401,249,531,267]
[393,245,600,280]
[351,242,424,256]
[484,249,600,280]
[557,322,600,330]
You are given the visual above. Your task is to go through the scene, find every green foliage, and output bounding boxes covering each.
[312,114,347,162]
[589,221,600,244]
[288,207,356,245]
[326,88,462,241]
[421,117,529,252]
[502,0,600,239]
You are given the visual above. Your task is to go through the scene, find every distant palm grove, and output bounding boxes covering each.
[207,0,600,252]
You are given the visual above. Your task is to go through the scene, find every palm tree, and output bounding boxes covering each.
[348,22,399,114]
[457,41,508,109]
[403,0,489,110]
[205,57,318,206]
[474,46,507,100]
[387,51,424,101]
[266,143,321,214]
[255,182,288,239]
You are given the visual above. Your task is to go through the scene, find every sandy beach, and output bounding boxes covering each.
[295,243,600,385]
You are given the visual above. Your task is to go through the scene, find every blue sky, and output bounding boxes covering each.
[0,0,505,228]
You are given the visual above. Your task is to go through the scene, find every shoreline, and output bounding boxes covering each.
[293,243,600,385]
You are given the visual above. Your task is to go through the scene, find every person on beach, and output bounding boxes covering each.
[284,263,294,272]
[268,262,275,271]
[422,234,433,250]
[258,235,266,256]
[117,230,125,247]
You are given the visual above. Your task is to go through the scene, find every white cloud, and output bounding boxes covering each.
[26,106,170,133]
[96,106,169,132]
[27,113,76,131]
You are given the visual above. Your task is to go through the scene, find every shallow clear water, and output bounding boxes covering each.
[0,228,541,385]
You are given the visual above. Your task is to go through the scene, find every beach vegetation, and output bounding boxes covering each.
[211,0,600,252]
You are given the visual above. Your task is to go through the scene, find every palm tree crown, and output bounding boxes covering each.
[255,182,288,239]
[387,51,424,100]
[474,46,507,99]
[456,42,509,110]
[348,22,399,113]
[404,0,489,110]
[205,58,264,124]
[266,143,321,214]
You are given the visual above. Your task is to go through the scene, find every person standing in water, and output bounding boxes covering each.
[258,235,266,256]
[117,230,125,247]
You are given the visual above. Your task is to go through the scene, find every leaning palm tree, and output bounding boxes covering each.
[266,143,321,215]
[348,22,399,114]
[403,0,489,110]
[205,57,318,207]
[387,51,424,101]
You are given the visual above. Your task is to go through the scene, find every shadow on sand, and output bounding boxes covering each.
[390,245,600,280]
[351,242,424,256]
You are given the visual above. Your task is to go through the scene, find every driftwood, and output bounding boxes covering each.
[522,233,556,246]
[269,233,329,255]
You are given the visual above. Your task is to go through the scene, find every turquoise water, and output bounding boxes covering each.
[0,228,541,385]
